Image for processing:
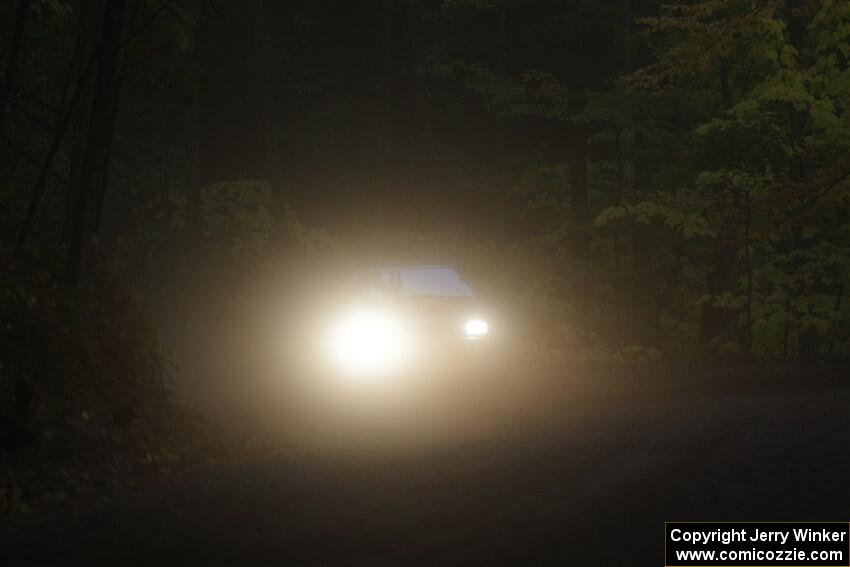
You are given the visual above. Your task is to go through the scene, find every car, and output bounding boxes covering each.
[253,262,504,441]
[322,264,493,380]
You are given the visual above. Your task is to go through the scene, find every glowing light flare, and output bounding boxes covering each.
[464,318,489,337]
[327,308,412,379]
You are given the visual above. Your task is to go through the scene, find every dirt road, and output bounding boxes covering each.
[4,365,850,565]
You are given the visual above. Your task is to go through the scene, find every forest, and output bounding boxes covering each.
[1,0,850,538]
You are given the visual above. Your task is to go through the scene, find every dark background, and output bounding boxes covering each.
[1,1,850,563]
[4,0,849,360]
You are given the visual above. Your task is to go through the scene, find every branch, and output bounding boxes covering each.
[15,39,101,253]
[16,0,176,254]
[0,81,62,114]
[0,0,32,131]
[119,0,177,51]
[755,158,850,238]
[789,168,850,215]
[0,93,53,131]
[1,132,68,183]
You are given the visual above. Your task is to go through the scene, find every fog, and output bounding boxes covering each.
[3,1,850,564]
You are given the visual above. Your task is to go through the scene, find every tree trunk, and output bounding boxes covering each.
[495,0,511,240]
[568,96,590,259]
[698,232,739,345]
[496,0,507,159]
[608,0,631,73]
[0,0,31,132]
[697,62,739,346]
[16,23,102,254]
[569,143,588,216]
[64,0,126,287]
[406,0,429,228]
[186,0,204,240]
[64,0,101,241]
[198,4,267,188]
[786,0,820,362]
[249,0,286,218]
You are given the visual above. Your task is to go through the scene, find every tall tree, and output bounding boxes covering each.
[250,0,286,217]
[64,0,100,240]
[64,0,126,286]
[0,0,31,132]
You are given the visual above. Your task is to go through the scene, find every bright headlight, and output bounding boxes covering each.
[327,308,409,378]
[465,318,489,337]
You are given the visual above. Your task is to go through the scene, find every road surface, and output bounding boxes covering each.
[3,364,850,565]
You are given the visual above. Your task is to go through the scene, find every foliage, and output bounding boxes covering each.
[0,250,172,455]
[572,0,850,358]
[283,205,341,256]
[2,0,849,434]
[201,180,276,262]
[424,0,850,358]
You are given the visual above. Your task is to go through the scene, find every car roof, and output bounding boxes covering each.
[358,264,460,273]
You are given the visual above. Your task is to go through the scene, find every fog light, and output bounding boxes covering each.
[465,318,488,337]
[328,308,409,378]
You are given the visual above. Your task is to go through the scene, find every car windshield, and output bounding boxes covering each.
[352,266,475,300]
[399,267,474,298]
